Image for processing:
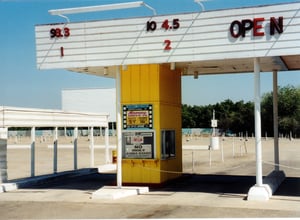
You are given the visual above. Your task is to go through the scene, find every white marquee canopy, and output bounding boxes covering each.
[35,2,300,77]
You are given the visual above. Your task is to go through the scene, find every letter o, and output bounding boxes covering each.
[230,20,243,38]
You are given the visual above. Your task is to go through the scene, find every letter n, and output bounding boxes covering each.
[270,16,283,35]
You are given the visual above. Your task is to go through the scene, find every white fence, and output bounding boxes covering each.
[0,106,110,183]
[0,106,108,128]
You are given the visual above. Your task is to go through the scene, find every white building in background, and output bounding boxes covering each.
[61,88,116,122]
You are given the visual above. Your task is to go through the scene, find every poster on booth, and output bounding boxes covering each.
[122,131,155,159]
[123,104,153,129]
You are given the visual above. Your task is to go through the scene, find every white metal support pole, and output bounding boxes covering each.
[31,127,35,177]
[232,137,235,157]
[53,127,58,173]
[90,127,95,167]
[74,127,78,170]
[273,70,280,171]
[248,58,270,201]
[212,110,216,136]
[221,139,224,162]
[209,147,212,167]
[254,57,263,187]
[105,124,110,164]
[116,67,122,188]
[192,151,195,173]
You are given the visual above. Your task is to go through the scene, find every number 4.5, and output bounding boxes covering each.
[161,19,180,30]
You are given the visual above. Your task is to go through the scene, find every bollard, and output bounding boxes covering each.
[210,136,219,150]
[112,150,117,164]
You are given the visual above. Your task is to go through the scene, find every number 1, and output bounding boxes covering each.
[60,47,64,57]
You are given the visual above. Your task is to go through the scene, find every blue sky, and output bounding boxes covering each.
[1,0,300,109]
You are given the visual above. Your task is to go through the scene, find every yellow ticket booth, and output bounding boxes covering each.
[120,64,182,184]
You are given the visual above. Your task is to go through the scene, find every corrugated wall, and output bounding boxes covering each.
[62,88,116,122]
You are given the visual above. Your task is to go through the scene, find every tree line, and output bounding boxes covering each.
[182,85,300,138]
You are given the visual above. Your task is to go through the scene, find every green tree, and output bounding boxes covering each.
[214,99,254,135]
[182,104,196,128]
[182,99,254,135]
[262,85,300,137]
[182,85,300,138]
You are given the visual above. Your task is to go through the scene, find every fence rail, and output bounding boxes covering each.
[0,106,110,183]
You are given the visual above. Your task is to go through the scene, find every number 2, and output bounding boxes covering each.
[164,39,171,50]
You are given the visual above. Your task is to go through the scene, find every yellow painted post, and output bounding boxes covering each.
[120,64,182,185]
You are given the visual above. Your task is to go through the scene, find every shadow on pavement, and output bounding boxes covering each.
[156,174,255,195]
[21,172,116,191]
[158,174,300,197]
[274,177,300,197]
[20,172,300,197]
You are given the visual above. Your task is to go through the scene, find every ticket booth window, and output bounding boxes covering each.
[161,130,176,159]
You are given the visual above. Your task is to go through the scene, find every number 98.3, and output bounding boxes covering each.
[50,27,70,38]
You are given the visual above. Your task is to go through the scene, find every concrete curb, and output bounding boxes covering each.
[92,186,149,200]
[247,170,286,201]
[1,168,98,192]
[264,170,286,195]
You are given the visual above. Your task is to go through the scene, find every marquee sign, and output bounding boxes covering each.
[229,16,283,38]
[146,18,180,50]
[35,2,300,70]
